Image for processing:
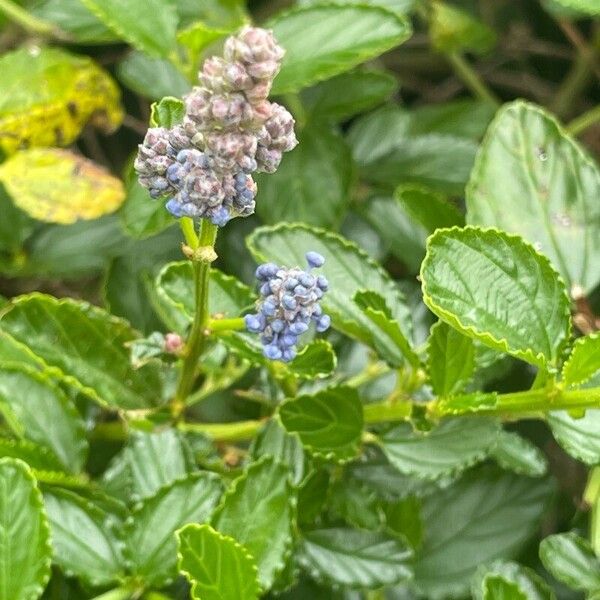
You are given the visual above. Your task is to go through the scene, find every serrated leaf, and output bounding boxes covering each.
[429,2,496,54]
[328,480,381,530]
[421,226,570,368]
[396,184,463,233]
[177,523,260,600]
[250,420,306,486]
[278,386,363,462]
[80,0,178,57]
[212,457,296,590]
[247,223,415,357]
[287,340,337,379]
[548,410,600,464]
[428,321,474,396]
[298,528,413,588]
[269,4,411,94]
[0,365,87,473]
[490,431,547,477]
[354,290,420,368]
[472,560,556,600]
[562,333,600,387]
[302,69,397,122]
[255,124,353,228]
[177,22,229,66]
[380,418,500,480]
[481,576,527,599]
[0,294,163,409]
[43,488,125,587]
[0,47,122,156]
[0,458,51,600]
[467,101,600,293]
[414,467,553,599]
[539,532,600,592]
[150,96,185,128]
[0,438,64,473]
[127,472,223,586]
[117,51,191,101]
[126,429,192,501]
[0,149,125,224]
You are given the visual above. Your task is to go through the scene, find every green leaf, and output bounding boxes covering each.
[0,47,122,156]
[117,51,191,101]
[354,290,420,367]
[396,185,463,233]
[247,223,415,355]
[328,480,381,530]
[299,0,417,13]
[428,321,474,396]
[548,410,600,464]
[287,340,337,379]
[380,418,500,480]
[0,458,51,600]
[298,528,413,588]
[481,576,528,600]
[362,133,478,195]
[177,523,260,600]
[0,438,65,473]
[177,22,229,65]
[270,4,411,94]
[255,124,354,228]
[212,457,296,590]
[429,2,496,54]
[43,488,125,586]
[302,70,397,122]
[79,0,178,57]
[278,386,364,462]
[414,467,553,599]
[421,226,571,368]
[0,149,125,224]
[562,333,600,387]
[127,472,223,586]
[250,420,306,486]
[384,495,423,549]
[472,560,556,600]
[467,101,600,294]
[0,365,87,473]
[0,294,163,409]
[490,431,547,477]
[150,96,185,128]
[539,532,600,592]
[544,0,600,15]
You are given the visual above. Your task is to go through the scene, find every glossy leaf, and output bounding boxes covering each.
[177,524,260,600]
[212,457,295,590]
[0,458,51,600]
[396,185,463,233]
[270,4,411,94]
[0,365,87,473]
[548,410,600,464]
[539,532,600,591]
[562,332,600,386]
[421,226,571,368]
[43,488,125,586]
[428,321,475,396]
[79,0,178,57]
[127,473,223,586]
[298,528,413,588]
[0,438,65,473]
[414,468,553,599]
[255,124,354,228]
[0,47,122,156]
[0,294,163,409]
[0,149,125,224]
[247,223,415,355]
[467,101,600,293]
[278,386,363,461]
[302,70,397,122]
[490,431,548,477]
[380,418,500,480]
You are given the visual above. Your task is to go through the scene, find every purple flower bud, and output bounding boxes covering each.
[306,251,325,269]
[245,314,263,333]
[316,315,331,332]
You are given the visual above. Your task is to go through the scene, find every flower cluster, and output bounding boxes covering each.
[134,27,297,226]
[245,252,331,362]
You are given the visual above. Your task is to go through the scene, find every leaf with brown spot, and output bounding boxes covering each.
[0,149,125,224]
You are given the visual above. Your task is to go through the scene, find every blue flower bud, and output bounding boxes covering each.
[271,319,285,333]
[264,345,282,360]
[306,251,325,269]
[282,295,297,310]
[244,314,263,333]
[316,314,331,332]
[166,198,185,217]
[317,275,328,290]
[289,321,308,335]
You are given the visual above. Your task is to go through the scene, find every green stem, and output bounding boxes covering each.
[585,467,600,556]
[209,317,246,332]
[447,53,500,107]
[567,104,600,136]
[0,0,67,37]
[89,588,133,600]
[172,219,218,417]
[178,419,264,441]
[180,217,200,249]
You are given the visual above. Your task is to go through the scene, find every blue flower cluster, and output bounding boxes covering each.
[245,252,331,362]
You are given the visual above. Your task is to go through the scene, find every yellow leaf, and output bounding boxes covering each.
[0,47,123,156]
[0,149,125,224]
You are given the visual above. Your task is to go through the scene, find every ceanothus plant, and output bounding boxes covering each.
[0,2,599,600]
